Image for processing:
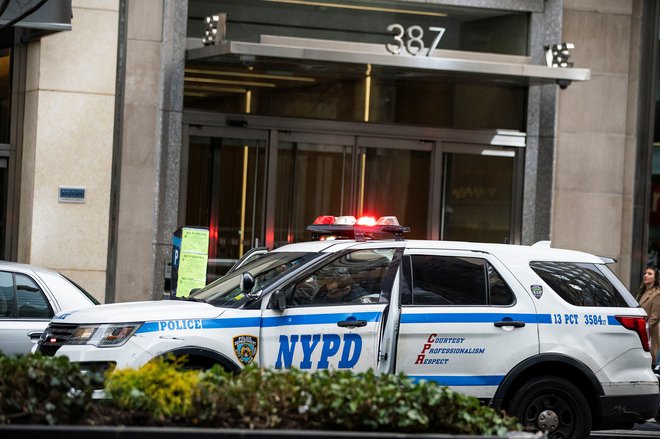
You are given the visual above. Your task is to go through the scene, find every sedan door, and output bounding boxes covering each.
[0,271,55,355]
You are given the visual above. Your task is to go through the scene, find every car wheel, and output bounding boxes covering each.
[507,376,591,439]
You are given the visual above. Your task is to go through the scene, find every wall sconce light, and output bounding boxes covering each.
[202,13,226,46]
[544,43,574,68]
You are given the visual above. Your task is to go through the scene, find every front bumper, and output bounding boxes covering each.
[51,340,152,371]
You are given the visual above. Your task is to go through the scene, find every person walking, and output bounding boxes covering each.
[637,265,660,367]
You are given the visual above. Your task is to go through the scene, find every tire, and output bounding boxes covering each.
[507,376,591,439]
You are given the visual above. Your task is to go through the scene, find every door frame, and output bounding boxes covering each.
[182,111,526,249]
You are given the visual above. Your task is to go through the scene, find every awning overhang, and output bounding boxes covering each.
[0,0,72,32]
[187,35,590,88]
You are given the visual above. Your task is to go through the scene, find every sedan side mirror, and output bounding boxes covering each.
[28,331,43,341]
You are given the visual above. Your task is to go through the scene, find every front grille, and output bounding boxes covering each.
[37,323,78,356]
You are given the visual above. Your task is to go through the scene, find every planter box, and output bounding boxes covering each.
[0,425,542,439]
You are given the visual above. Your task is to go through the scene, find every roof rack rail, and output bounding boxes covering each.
[598,256,617,264]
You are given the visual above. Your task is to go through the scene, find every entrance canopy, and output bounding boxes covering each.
[187,35,590,88]
[0,0,71,32]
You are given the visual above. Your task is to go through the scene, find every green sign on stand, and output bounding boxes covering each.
[171,227,209,298]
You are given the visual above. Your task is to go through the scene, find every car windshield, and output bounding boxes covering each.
[190,251,321,308]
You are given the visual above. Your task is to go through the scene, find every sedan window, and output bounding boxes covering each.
[0,271,54,319]
[16,274,53,318]
[0,271,14,317]
[40,271,100,307]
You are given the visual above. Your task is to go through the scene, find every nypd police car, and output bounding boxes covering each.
[36,215,659,438]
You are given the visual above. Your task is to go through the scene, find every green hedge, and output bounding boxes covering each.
[0,354,103,425]
[0,354,521,435]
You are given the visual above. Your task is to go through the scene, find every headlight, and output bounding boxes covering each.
[69,326,98,344]
[68,323,141,347]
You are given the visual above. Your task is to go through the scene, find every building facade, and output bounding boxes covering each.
[1,0,654,303]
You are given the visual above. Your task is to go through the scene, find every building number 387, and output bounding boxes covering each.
[386,24,446,57]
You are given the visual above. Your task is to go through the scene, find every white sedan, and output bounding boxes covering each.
[0,261,98,355]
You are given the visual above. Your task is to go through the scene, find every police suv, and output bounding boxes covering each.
[37,216,659,438]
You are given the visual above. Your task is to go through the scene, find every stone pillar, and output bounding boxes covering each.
[522,0,561,245]
[19,1,119,303]
[554,0,640,286]
[108,0,187,302]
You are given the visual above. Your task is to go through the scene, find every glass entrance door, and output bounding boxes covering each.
[441,148,515,243]
[356,137,432,240]
[275,133,355,245]
[185,133,266,280]
[182,120,522,281]
[274,134,434,243]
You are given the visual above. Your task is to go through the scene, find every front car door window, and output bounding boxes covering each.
[0,271,14,317]
[260,248,399,372]
[289,249,395,307]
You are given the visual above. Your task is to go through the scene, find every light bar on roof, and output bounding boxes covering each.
[308,215,408,241]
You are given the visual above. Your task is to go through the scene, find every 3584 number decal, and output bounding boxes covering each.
[584,314,607,326]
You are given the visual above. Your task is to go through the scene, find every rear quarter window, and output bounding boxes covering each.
[529,261,628,307]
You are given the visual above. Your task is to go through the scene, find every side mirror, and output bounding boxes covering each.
[270,289,288,311]
[240,272,255,293]
[28,331,43,341]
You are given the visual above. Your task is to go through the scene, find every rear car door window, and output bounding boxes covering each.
[16,274,53,318]
[402,255,514,306]
[488,264,515,305]
[0,271,53,319]
[529,261,627,307]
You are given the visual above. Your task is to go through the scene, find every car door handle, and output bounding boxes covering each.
[494,320,525,328]
[28,331,43,340]
[337,319,367,328]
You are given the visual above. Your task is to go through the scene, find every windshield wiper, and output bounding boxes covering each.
[183,296,207,303]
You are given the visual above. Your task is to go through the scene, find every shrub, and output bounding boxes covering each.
[104,356,202,422]
[0,354,522,435]
[193,364,313,429]
[192,366,521,435]
[0,353,103,425]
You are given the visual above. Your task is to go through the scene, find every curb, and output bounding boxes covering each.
[0,425,543,439]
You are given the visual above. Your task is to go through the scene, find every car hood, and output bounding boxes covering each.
[52,300,225,324]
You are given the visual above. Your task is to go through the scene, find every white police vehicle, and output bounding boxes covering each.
[37,215,659,438]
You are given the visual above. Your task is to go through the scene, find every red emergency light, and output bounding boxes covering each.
[313,215,336,225]
[308,215,410,241]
